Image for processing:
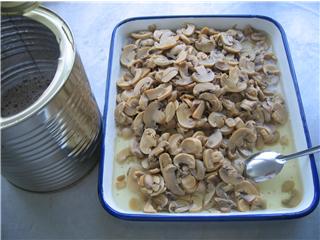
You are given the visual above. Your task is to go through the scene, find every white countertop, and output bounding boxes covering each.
[2,2,320,239]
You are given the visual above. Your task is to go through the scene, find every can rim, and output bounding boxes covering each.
[0,6,76,129]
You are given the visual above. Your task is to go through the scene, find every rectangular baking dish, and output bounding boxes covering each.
[98,15,319,221]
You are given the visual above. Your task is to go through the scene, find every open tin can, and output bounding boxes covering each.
[1,2,102,192]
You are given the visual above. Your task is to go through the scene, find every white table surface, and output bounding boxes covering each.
[2,2,320,240]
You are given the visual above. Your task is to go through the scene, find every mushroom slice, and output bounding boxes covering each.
[120,44,136,67]
[145,84,172,101]
[235,180,259,195]
[132,112,144,136]
[282,189,301,208]
[192,100,205,120]
[153,194,169,210]
[152,55,172,67]
[131,31,153,39]
[189,194,203,212]
[159,152,172,172]
[223,40,242,53]
[239,57,255,75]
[220,32,234,46]
[203,149,224,172]
[176,103,196,129]
[272,102,288,125]
[154,34,178,50]
[240,99,257,112]
[168,133,183,155]
[215,197,236,212]
[115,102,132,125]
[165,101,176,123]
[219,163,244,185]
[173,153,196,169]
[143,101,165,128]
[228,127,257,152]
[195,35,216,53]
[214,60,230,72]
[175,50,188,64]
[139,128,157,155]
[199,92,222,112]
[263,64,280,75]
[161,164,185,196]
[143,199,157,213]
[221,67,247,92]
[153,29,174,41]
[193,83,220,96]
[208,112,225,128]
[133,77,154,96]
[192,65,215,83]
[136,46,151,59]
[181,137,202,155]
[205,129,223,149]
[181,23,195,36]
[191,159,206,180]
[161,67,178,82]
[168,200,190,213]
[181,175,197,193]
[116,147,132,164]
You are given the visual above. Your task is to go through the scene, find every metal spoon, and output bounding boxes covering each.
[244,145,320,182]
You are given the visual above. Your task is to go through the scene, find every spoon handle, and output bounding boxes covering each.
[278,145,320,161]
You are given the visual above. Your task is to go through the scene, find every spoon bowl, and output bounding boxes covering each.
[244,145,320,183]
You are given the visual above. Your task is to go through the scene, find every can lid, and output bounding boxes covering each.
[1,2,40,15]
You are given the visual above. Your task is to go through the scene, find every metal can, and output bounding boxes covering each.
[1,3,102,192]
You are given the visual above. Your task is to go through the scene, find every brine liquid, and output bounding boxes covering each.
[112,122,303,212]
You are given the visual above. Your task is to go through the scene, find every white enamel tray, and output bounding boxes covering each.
[98,15,319,221]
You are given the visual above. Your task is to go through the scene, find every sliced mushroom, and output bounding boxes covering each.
[115,102,132,125]
[168,200,190,213]
[235,180,259,195]
[152,55,172,67]
[168,133,183,155]
[195,35,216,53]
[193,83,220,96]
[176,103,196,129]
[133,77,154,96]
[219,163,244,185]
[221,67,247,92]
[165,101,176,123]
[161,67,178,83]
[272,102,288,124]
[181,137,202,155]
[144,199,157,213]
[181,175,197,193]
[228,127,257,152]
[191,159,206,180]
[203,149,224,172]
[116,147,132,163]
[192,100,205,120]
[161,164,185,196]
[173,153,196,169]
[205,130,223,149]
[120,44,136,67]
[139,128,157,154]
[181,23,195,36]
[145,84,172,101]
[282,189,301,208]
[143,101,166,128]
[189,194,203,212]
[208,112,225,128]
[239,57,255,75]
[192,65,215,83]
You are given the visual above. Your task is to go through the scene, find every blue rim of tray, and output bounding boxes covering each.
[98,14,319,221]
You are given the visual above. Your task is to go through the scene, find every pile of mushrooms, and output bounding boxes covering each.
[115,24,288,213]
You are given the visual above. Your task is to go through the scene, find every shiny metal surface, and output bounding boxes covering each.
[244,146,320,182]
[1,6,101,192]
